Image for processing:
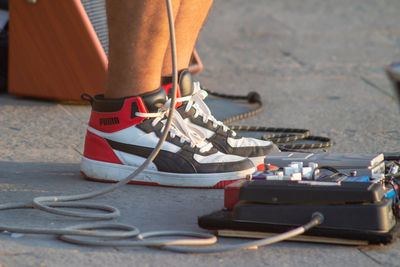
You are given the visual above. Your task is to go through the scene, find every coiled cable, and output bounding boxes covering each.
[204,89,334,150]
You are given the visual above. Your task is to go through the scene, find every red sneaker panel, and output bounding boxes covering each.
[83,130,122,164]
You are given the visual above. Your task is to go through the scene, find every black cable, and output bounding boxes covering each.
[229,125,311,143]
[311,166,345,180]
[204,90,264,125]
[204,88,334,150]
[279,136,334,150]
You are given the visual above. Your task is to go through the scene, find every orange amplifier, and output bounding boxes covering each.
[9,0,202,102]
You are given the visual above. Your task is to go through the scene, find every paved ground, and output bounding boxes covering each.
[1,0,400,266]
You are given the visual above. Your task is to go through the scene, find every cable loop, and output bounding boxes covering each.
[32,199,119,219]
[207,90,333,150]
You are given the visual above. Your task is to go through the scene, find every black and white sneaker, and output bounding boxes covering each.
[162,70,280,168]
[80,88,256,188]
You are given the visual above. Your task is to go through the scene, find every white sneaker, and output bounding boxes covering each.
[80,88,256,188]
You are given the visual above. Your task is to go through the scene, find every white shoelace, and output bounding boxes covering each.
[136,100,213,154]
[177,82,237,137]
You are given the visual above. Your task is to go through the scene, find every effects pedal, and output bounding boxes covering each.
[200,154,400,245]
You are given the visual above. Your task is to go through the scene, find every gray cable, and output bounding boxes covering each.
[0,0,323,252]
[159,213,324,253]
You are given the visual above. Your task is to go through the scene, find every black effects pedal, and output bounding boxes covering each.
[199,179,399,245]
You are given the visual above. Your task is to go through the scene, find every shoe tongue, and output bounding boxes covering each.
[162,69,194,97]
[140,87,167,113]
[178,70,194,97]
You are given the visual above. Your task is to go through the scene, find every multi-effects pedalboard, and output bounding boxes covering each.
[199,152,400,245]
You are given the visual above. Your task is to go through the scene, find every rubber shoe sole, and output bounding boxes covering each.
[81,156,255,188]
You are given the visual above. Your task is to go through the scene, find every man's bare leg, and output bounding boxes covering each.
[105,0,181,98]
[161,0,214,76]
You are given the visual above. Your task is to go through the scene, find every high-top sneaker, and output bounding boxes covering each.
[162,70,280,168]
[81,88,256,188]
